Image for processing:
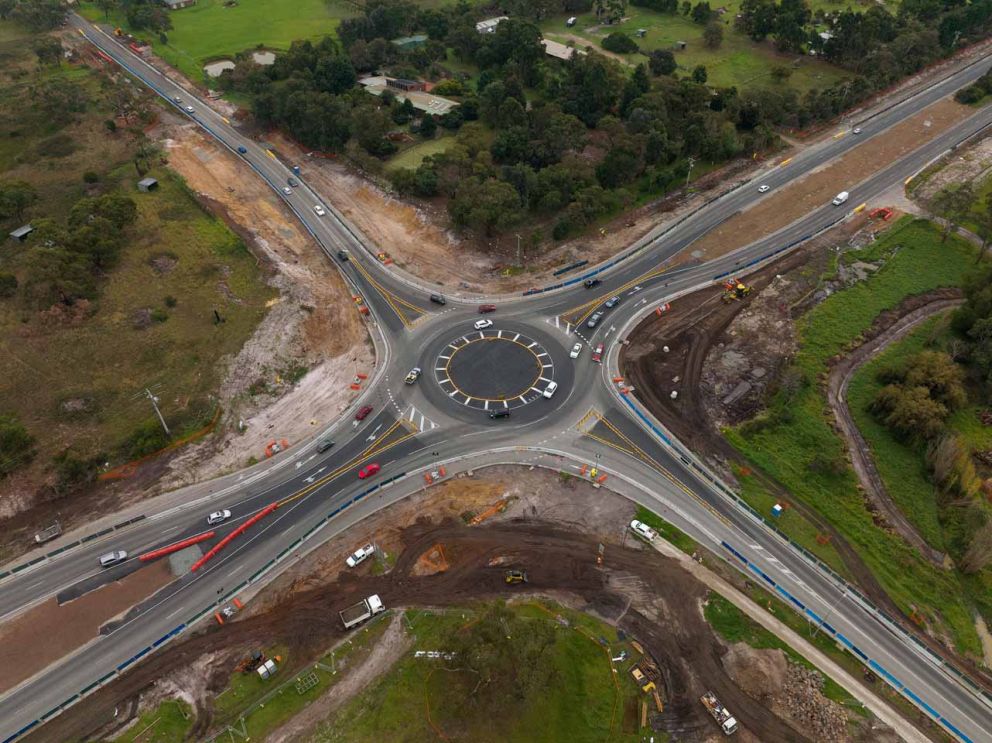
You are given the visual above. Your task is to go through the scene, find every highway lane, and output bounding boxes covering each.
[3,14,990,743]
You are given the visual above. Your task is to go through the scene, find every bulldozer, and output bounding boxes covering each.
[504,569,528,584]
[235,651,265,674]
[721,277,752,303]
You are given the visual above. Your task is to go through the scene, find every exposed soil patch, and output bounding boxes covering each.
[25,469,893,743]
[688,98,973,264]
[0,560,172,695]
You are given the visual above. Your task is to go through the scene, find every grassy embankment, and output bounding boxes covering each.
[313,603,644,742]
[725,217,985,656]
[846,315,992,618]
[0,20,272,487]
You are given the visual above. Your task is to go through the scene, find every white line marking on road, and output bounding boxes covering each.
[463,397,471,405]
[539,377,551,383]
[513,333,520,341]
[438,355,450,360]
[295,454,316,469]
[542,363,553,368]
[518,395,527,403]
[527,341,537,348]
[164,526,181,535]
[166,606,186,620]
[497,330,503,338]
[484,400,490,410]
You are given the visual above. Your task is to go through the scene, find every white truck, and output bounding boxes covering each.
[339,594,385,629]
[346,543,375,568]
[831,190,849,206]
[701,691,738,735]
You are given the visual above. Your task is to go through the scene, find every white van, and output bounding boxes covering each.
[566,16,577,26]
[832,191,849,206]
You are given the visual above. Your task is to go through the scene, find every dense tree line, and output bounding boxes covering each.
[0,189,138,309]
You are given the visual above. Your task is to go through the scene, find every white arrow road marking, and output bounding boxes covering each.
[296,454,316,469]
[304,466,326,483]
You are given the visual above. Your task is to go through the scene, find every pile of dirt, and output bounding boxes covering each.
[723,643,849,742]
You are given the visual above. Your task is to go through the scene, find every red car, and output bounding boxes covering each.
[358,462,381,479]
[478,304,497,314]
[592,343,604,363]
[355,405,373,421]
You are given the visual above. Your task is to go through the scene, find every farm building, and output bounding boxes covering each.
[137,177,159,192]
[388,78,427,92]
[8,224,33,242]
[358,76,459,115]
[475,16,507,33]
[542,39,586,61]
[161,0,196,9]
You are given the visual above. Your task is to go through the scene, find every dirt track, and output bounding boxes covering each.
[826,293,963,567]
[28,519,812,743]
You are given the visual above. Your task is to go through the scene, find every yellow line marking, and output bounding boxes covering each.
[276,421,414,507]
[560,264,671,326]
[578,410,731,527]
[222,116,230,124]
[349,258,426,328]
[265,149,276,159]
[779,157,793,167]
[833,132,846,140]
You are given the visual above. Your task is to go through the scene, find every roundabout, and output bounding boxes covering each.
[433,328,556,411]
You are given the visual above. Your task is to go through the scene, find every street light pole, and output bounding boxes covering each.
[685,156,696,188]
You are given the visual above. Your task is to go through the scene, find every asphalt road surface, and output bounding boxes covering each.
[2,14,992,743]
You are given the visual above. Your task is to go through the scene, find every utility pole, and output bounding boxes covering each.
[515,233,522,267]
[143,387,171,437]
[685,156,696,188]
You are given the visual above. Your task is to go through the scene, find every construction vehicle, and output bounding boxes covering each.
[504,569,528,584]
[114,27,123,36]
[340,594,385,629]
[721,278,752,303]
[33,521,61,544]
[630,667,656,693]
[701,691,739,735]
[235,651,266,674]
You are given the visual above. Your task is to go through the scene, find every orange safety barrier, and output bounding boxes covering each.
[424,473,433,484]
[613,377,624,383]
[100,407,223,480]
[233,598,244,609]
[357,373,368,380]
[264,439,290,458]
[139,531,216,562]
[191,502,278,571]
[438,466,446,477]
[655,303,671,316]
[597,474,608,483]
[580,464,588,476]
[215,612,224,625]
[350,383,361,390]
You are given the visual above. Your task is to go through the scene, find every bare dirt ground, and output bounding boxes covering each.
[686,98,973,264]
[24,469,891,743]
[0,560,172,695]
[139,119,373,488]
[912,129,992,203]
[826,294,963,567]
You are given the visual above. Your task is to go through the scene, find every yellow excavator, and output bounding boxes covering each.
[721,277,752,303]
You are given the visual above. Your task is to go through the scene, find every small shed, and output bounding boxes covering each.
[162,0,196,9]
[391,34,427,50]
[674,40,687,50]
[388,78,426,92]
[475,16,507,34]
[137,177,159,192]
[9,224,33,242]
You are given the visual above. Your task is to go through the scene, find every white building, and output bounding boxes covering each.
[475,16,507,34]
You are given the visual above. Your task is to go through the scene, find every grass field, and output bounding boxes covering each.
[0,31,272,481]
[112,700,193,742]
[385,134,456,171]
[312,603,643,742]
[726,218,986,656]
[540,7,847,93]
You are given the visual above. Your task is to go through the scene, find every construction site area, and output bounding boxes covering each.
[21,468,895,743]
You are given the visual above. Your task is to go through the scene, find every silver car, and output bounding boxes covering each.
[99,550,128,568]
[587,311,604,329]
[207,509,232,525]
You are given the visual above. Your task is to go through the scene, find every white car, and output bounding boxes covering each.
[207,509,232,525]
[184,105,195,114]
[852,127,862,134]
[346,543,375,568]
[569,342,582,359]
[313,205,326,216]
[543,381,558,398]
[282,186,292,195]
[405,367,422,384]
[172,96,182,104]
[474,319,493,330]
[99,550,128,568]
[630,520,657,541]
[757,184,770,193]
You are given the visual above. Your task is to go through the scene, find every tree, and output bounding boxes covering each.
[602,31,639,54]
[448,178,521,235]
[0,414,34,477]
[0,0,15,20]
[95,0,118,19]
[0,180,37,221]
[970,195,992,263]
[21,247,96,308]
[870,383,948,441]
[692,64,708,84]
[451,604,558,710]
[34,78,89,124]
[594,0,628,24]
[33,36,63,68]
[931,184,975,242]
[703,19,724,48]
[419,113,437,139]
[648,49,677,76]
[352,105,395,156]
[314,55,356,95]
[960,520,992,574]
[691,1,714,24]
[13,0,65,31]
[0,272,16,298]
[69,193,138,231]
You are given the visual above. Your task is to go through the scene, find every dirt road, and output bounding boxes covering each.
[826,293,962,567]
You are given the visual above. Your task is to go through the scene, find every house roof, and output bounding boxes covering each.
[9,224,33,239]
[138,177,158,187]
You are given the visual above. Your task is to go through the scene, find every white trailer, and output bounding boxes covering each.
[701,691,738,735]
